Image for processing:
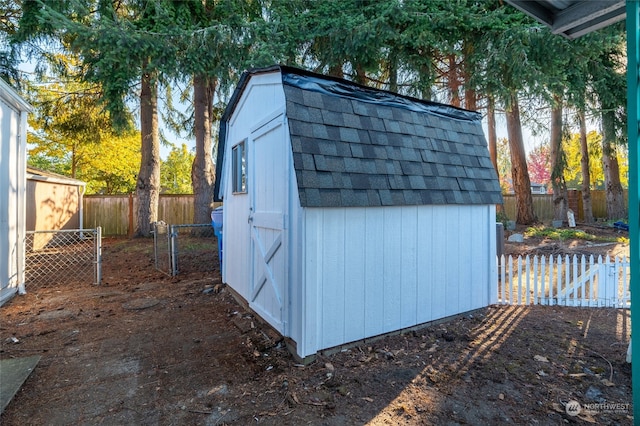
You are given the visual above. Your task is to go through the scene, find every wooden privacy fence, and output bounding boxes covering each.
[498,254,630,308]
[83,194,222,236]
[89,190,625,235]
[502,189,628,222]
[502,194,554,222]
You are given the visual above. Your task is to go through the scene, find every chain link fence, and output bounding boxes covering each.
[152,221,172,275]
[24,228,102,291]
[153,222,217,276]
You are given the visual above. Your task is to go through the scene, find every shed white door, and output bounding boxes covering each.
[249,114,288,335]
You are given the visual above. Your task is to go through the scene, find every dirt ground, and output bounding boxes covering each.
[504,222,631,259]
[0,222,632,425]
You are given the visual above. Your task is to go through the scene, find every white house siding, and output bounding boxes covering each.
[301,204,496,357]
[0,81,30,305]
[221,73,286,301]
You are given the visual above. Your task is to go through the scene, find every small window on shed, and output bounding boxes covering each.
[232,140,247,193]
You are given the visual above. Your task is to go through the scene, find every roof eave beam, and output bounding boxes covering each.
[562,12,627,39]
[553,1,626,36]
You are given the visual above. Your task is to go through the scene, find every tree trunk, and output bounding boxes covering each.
[549,96,568,222]
[578,109,593,223]
[462,40,477,111]
[328,63,343,79]
[505,93,536,224]
[487,96,498,174]
[465,87,477,112]
[354,63,367,86]
[192,75,217,225]
[71,145,77,178]
[487,96,503,216]
[447,54,460,107]
[420,64,433,101]
[387,55,398,93]
[135,67,160,237]
[601,109,626,219]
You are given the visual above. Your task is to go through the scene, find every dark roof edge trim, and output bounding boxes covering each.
[279,65,480,123]
[214,64,482,201]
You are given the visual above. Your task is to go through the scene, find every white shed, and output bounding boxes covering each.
[0,78,31,306]
[214,65,503,361]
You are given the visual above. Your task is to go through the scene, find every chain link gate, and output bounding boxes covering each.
[153,222,217,276]
[24,227,102,291]
[153,221,172,275]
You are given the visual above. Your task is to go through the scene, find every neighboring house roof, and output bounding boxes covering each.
[26,166,86,187]
[215,65,502,208]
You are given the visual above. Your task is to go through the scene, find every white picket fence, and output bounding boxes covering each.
[497,255,630,308]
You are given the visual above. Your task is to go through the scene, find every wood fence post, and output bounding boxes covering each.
[128,193,134,238]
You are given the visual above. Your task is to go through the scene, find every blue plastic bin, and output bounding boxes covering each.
[613,221,629,232]
[211,207,223,270]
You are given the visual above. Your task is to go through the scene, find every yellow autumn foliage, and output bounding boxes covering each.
[563,130,628,190]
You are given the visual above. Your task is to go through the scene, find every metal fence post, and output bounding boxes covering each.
[152,222,159,270]
[170,224,178,276]
[151,221,173,276]
[95,226,102,285]
[162,224,217,277]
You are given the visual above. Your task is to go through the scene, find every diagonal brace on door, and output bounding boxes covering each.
[250,227,282,305]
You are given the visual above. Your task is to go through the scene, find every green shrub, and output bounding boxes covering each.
[496,210,509,229]
[523,226,627,243]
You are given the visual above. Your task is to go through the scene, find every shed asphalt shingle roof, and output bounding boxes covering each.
[215,65,503,208]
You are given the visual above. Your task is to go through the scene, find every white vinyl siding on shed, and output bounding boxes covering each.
[220,73,287,297]
[300,204,496,357]
[217,66,502,360]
